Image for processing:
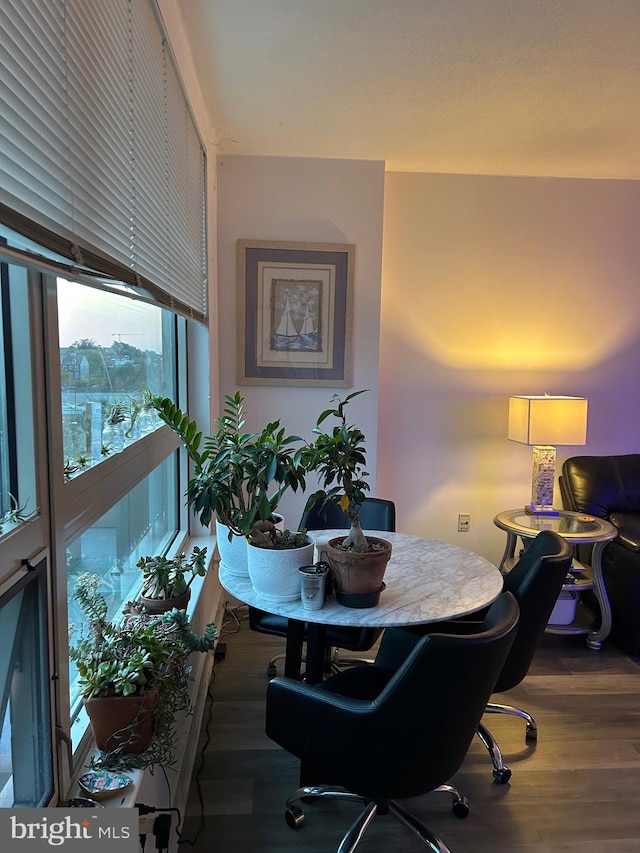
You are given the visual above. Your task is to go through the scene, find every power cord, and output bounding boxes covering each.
[136,803,178,852]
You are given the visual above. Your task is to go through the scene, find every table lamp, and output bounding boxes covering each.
[508,395,588,515]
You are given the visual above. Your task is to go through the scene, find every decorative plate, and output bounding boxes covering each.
[79,770,133,800]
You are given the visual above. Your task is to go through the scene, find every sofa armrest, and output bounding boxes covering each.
[610,513,640,551]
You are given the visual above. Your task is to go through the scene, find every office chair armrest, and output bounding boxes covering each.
[267,675,373,716]
[266,676,378,760]
[426,618,484,635]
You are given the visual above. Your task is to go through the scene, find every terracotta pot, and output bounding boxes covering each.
[326,536,392,596]
[140,588,190,614]
[84,690,158,754]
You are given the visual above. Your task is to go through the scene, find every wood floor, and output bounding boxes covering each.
[181,606,640,852]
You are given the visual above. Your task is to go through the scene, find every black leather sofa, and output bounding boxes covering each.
[560,454,640,657]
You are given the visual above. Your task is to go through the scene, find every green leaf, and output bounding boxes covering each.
[258,492,271,520]
[265,455,277,483]
[316,408,335,425]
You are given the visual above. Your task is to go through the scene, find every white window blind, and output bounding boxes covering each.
[0,0,207,323]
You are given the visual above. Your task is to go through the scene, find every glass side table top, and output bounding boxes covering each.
[493,509,617,544]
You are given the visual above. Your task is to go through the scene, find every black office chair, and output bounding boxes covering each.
[481,529,573,782]
[299,495,396,533]
[249,497,396,677]
[422,529,573,783]
[266,592,519,853]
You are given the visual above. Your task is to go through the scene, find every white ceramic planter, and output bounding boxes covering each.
[247,539,314,602]
[215,520,249,577]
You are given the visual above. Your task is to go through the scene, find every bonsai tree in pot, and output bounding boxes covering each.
[152,391,308,576]
[69,572,217,770]
[303,390,392,604]
[137,544,208,613]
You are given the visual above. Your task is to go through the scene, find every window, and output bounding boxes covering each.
[0,257,190,796]
[0,260,13,517]
[0,558,53,807]
[0,258,37,531]
[0,0,209,806]
[67,455,179,746]
[57,278,176,474]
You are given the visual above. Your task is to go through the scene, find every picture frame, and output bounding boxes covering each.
[237,239,354,386]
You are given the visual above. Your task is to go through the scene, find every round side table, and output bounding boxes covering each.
[493,509,618,650]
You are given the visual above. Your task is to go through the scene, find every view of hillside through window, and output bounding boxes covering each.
[57,278,176,473]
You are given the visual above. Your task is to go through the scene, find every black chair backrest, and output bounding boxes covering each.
[299,496,396,532]
[276,592,519,800]
[496,529,573,692]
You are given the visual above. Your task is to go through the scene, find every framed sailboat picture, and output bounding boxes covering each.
[237,240,354,386]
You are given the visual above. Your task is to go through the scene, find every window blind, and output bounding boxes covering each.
[0,0,207,324]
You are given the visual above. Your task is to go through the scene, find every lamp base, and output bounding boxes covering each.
[525,504,560,516]
[530,446,557,514]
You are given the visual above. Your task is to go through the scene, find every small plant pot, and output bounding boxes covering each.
[84,690,158,754]
[216,520,249,577]
[247,538,314,602]
[140,589,191,614]
[326,536,392,606]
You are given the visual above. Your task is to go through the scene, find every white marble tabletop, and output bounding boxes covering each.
[219,530,503,628]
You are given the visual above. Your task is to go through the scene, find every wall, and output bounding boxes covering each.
[379,172,640,564]
[216,155,386,527]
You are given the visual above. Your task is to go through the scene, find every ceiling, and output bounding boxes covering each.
[177,0,640,180]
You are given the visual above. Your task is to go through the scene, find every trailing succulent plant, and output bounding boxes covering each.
[69,572,217,770]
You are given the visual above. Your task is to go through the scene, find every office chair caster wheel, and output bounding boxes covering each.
[285,805,305,828]
[267,663,277,677]
[493,766,512,784]
[525,724,538,742]
[452,796,470,818]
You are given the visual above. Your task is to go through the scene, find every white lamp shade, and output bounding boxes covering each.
[508,396,588,446]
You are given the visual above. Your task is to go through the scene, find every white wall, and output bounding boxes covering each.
[216,155,386,527]
[379,172,640,564]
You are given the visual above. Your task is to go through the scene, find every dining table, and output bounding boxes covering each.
[218,530,504,684]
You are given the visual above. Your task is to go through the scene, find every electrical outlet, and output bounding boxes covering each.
[139,814,155,835]
[458,513,470,532]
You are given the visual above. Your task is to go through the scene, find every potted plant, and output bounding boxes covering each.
[152,392,308,577]
[245,525,314,602]
[303,390,392,606]
[69,572,217,770]
[137,545,208,613]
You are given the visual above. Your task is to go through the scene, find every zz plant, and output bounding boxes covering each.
[152,391,307,538]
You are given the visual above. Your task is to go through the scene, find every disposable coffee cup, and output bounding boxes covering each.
[299,563,328,610]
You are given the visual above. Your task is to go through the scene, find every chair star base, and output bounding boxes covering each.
[477,702,538,784]
[486,701,538,740]
[284,783,469,853]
